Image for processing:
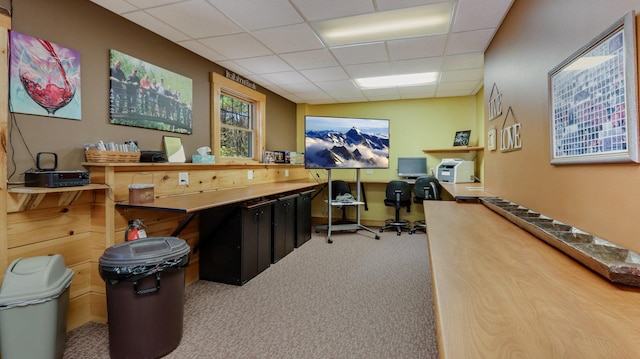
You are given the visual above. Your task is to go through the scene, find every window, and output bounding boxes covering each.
[210,72,266,163]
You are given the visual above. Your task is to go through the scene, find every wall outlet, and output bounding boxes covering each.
[178,172,189,185]
[247,170,253,180]
[285,169,289,177]
[366,169,373,174]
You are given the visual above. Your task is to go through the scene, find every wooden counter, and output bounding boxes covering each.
[439,182,494,201]
[424,201,640,359]
[118,180,319,213]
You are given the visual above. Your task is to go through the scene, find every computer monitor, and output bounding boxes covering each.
[397,157,428,178]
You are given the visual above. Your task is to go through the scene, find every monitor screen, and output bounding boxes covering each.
[397,157,427,178]
[304,116,389,169]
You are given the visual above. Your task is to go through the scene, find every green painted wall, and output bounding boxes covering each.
[297,95,482,226]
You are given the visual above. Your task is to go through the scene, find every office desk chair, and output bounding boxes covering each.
[409,176,441,234]
[330,180,354,224]
[379,180,412,236]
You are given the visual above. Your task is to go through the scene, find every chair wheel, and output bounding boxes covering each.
[327,237,333,244]
[375,235,380,240]
[379,228,383,233]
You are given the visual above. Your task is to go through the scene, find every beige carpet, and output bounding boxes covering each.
[64,229,439,358]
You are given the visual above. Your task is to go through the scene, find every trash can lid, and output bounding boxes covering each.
[99,236,190,269]
[0,254,74,309]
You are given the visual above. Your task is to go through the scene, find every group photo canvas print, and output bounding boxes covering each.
[109,49,193,134]
[9,30,81,120]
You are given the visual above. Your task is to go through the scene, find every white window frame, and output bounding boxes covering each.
[210,72,266,163]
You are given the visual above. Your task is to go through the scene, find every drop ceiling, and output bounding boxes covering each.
[90,0,514,104]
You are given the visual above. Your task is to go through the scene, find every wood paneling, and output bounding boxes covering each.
[7,205,91,248]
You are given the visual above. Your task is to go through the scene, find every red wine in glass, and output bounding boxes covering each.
[18,39,75,115]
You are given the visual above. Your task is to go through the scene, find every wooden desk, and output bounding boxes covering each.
[439,182,494,201]
[424,201,640,359]
[117,180,319,213]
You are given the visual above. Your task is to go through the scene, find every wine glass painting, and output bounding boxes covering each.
[9,31,81,120]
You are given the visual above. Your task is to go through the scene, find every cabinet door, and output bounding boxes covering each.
[283,197,296,255]
[241,207,259,282]
[296,191,312,247]
[198,205,242,284]
[256,205,272,274]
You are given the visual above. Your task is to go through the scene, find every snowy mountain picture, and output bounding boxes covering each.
[304,116,389,169]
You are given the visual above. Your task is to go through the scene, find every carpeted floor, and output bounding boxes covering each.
[63,228,439,358]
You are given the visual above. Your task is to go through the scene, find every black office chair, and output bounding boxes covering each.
[330,180,354,224]
[409,176,441,234]
[379,180,412,235]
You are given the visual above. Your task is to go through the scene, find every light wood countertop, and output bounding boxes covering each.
[424,201,640,359]
[117,180,319,213]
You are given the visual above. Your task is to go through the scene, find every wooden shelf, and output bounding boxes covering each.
[423,146,484,153]
[8,184,109,212]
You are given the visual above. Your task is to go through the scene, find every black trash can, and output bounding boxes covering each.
[99,237,190,359]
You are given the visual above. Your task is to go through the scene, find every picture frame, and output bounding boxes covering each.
[453,130,471,146]
[548,11,638,164]
[163,136,186,163]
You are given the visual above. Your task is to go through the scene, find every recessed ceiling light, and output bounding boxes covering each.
[313,3,452,47]
[355,72,439,89]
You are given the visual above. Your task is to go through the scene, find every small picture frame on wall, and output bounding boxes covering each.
[453,130,471,146]
[548,11,638,164]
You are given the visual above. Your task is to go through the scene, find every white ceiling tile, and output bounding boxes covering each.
[331,43,389,66]
[252,24,325,54]
[234,55,294,74]
[260,71,309,85]
[453,0,514,33]
[376,0,443,11]
[387,35,447,60]
[280,49,339,70]
[364,88,401,101]
[392,57,442,74]
[209,0,304,31]
[124,0,176,8]
[300,67,350,82]
[178,40,228,62]
[399,84,437,98]
[290,0,375,21]
[436,89,474,97]
[121,11,191,42]
[200,33,272,59]
[440,68,484,83]
[437,80,479,92]
[146,0,243,38]
[315,80,362,97]
[343,62,392,78]
[442,53,484,71]
[90,0,138,13]
[279,82,323,94]
[446,29,495,55]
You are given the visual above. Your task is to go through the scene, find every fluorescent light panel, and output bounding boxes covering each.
[355,72,439,89]
[313,3,452,47]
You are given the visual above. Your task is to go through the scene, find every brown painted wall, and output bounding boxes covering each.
[485,0,640,252]
[8,0,296,176]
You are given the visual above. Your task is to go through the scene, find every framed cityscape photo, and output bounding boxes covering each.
[548,11,638,164]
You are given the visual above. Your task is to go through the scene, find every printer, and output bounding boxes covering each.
[436,158,475,183]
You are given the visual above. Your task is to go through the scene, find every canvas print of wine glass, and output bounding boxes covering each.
[9,30,81,120]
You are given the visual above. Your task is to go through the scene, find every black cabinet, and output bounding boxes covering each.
[199,199,274,285]
[271,194,298,263]
[296,190,313,247]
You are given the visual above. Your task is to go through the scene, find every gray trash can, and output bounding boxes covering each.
[0,254,74,359]
[99,236,190,359]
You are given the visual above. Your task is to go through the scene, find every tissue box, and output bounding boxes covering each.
[192,154,215,163]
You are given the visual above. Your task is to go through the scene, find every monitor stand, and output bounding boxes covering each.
[315,169,380,243]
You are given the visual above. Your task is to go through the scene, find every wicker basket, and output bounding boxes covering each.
[85,149,141,163]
